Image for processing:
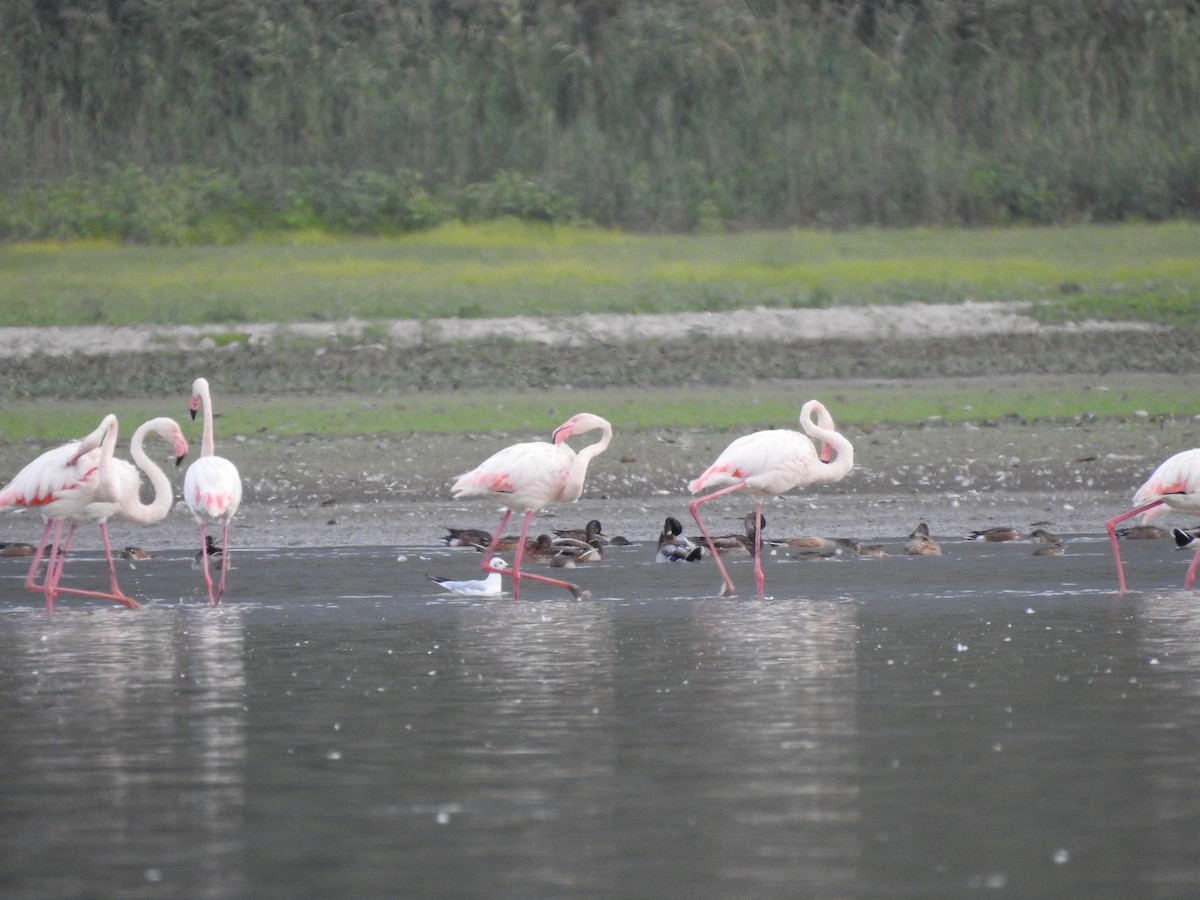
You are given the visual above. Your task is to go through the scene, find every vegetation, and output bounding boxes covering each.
[0,378,1192,441]
[2,1,1199,239]
[2,221,1198,327]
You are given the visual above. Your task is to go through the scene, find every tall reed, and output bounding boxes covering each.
[1,0,1197,236]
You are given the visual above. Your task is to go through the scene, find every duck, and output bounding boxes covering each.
[1117,524,1170,540]
[905,522,942,556]
[850,541,888,558]
[192,534,226,570]
[120,546,154,560]
[1033,543,1066,556]
[427,557,508,595]
[1174,528,1200,550]
[0,541,36,558]
[694,511,765,557]
[553,519,608,546]
[522,534,558,563]
[656,516,703,563]
[550,540,604,568]
[968,526,1026,542]
[440,527,492,549]
[1029,528,1060,543]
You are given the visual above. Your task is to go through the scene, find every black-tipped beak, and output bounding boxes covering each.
[190,409,198,421]
[175,454,186,467]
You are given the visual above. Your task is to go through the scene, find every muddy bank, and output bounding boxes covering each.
[2,306,1197,554]
[3,394,1196,554]
[0,305,1193,399]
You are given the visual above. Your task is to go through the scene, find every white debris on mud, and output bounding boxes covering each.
[0,301,1163,359]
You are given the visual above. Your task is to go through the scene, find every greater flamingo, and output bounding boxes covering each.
[0,414,123,609]
[1107,447,1200,592]
[689,399,854,598]
[185,377,242,604]
[450,412,613,600]
[44,417,188,607]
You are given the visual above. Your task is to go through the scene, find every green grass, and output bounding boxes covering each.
[0,378,1188,443]
[2,221,1198,327]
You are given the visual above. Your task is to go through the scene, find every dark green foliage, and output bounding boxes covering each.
[2,0,1198,239]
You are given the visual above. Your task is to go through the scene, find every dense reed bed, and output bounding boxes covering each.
[2,0,1198,240]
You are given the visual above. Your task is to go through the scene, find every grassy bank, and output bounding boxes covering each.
[2,221,1197,327]
[0,376,1190,445]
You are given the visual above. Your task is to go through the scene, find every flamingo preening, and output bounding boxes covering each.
[0,415,126,610]
[450,412,612,600]
[185,378,242,605]
[689,399,854,599]
[1107,447,1200,593]
[44,417,188,607]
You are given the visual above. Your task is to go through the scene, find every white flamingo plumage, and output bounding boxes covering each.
[688,399,854,599]
[0,414,124,609]
[1107,447,1200,593]
[450,412,613,600]
[184,378,242,605]
[45,417,189,607]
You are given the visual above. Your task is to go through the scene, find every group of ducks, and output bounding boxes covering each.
[0,378,240,610]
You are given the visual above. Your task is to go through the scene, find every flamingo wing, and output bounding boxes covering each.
[689,430,818,495]
[1132,448,1200,519]
[451,441,573,508]
[0,442,104,515]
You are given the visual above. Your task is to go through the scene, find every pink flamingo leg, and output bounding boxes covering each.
[689,482,750,598]
[214,524,232,605]
[24,519,60,595]
[1186,545,1200,590]
[476,509,582,600]
[1106,501,1163,594]
[197,524,216,605]
[752,500,766,599]
[43,523,138,609]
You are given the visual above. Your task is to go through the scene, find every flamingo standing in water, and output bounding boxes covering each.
[44,417,189,608]
[1107,447,1200,593]
[0,415,123,609]
[450,412,612,600]
[185,378,242,604]
[689,399,854,599]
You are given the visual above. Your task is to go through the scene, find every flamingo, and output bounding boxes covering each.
[450,412,613,600]
[44,417,188,607]
[1107,447,1200,593]
[184,377,242,604]
[0,414,123,610]
[688,399,854,598]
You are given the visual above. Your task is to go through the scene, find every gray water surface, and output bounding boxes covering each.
[3,539,1200,899]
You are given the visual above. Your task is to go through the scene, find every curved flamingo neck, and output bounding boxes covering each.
[120,420,177,525]
[90,414,122,503]
[559,422,613,503]
[800,401,854,481]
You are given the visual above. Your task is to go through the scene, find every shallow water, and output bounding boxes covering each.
[3,538,1200,899]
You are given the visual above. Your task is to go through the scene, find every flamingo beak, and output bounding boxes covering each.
[820,441,832,463]
[189,396,200,421]
[552,423,572,445]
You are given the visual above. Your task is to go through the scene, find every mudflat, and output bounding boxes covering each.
[1,306,1195,552]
